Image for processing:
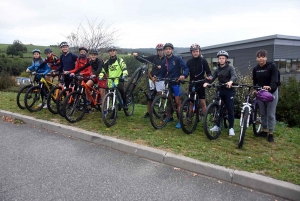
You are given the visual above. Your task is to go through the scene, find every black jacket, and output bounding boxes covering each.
[211,62,237,85]
[135,55,165,77]
[252,62,278,93]
[187,57,211,81]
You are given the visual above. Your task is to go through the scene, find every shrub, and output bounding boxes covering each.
[0,71,16,90]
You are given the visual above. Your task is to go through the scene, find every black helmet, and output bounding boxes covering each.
[107,46,117,52]
[32,49,41,54]
[44,48,52,54]
[190,43,200,52]
[79,46,88,53]
[89,49,98,55]
[60,41,69,48]
[217,50,229,58]
[163,43,174,50]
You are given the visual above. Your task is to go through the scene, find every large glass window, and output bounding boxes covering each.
[291,60,297,72]
[286,60,291,73]
[279,59,286,73]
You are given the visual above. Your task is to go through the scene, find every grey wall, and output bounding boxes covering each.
[274,45,300,59]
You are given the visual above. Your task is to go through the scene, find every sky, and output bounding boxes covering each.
[1,0,300,49]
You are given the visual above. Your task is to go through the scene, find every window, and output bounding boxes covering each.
[291,60,297,72]
[286,60,291,73]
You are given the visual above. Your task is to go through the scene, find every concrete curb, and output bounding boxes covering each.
[1,110,300,201]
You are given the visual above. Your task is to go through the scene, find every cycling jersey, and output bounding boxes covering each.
[43,54,60,70]
[100,57,128,86]
[69,57,92,77]
[56,52,78,72]
[28,58,51,75]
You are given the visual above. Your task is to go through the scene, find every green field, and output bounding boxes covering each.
[0,90,299,185]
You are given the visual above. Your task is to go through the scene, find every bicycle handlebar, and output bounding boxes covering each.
[207,83,239,88]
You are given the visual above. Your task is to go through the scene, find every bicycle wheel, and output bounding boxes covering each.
[24,86,44,112]
[203,103,222,140]
[47,86,61,114]
[56,88,72,117]
[150,94,168,129]
[253,103,262,135]
[180,98,198,134]
[101,92,117,127]
[17,84,33,109]
[125,67,143,96]
[63,91,86,123]
[124,93,134,116]
[238,107,249,148]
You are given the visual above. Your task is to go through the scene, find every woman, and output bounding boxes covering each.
[252,50,279,143]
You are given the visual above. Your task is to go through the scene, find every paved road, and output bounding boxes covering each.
[0,120,287,201]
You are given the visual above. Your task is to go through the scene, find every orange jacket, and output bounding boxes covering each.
[70,57,92,76]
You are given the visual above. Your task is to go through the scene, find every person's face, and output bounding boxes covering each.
[218,56,227,65]
[61,45,69,53]
[79,50,87,55]
[157,49,164,57]
[256,55,267,66]
[33,52,40,58]
[46,52,52,58]
[89,53,97,60]
[164,47,173,56]
[192,49,200,58]
[109,49,117,57]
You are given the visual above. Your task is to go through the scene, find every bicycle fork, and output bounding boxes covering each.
[240,104,252,128]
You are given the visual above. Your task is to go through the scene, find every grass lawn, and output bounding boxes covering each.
[0,90,299,185]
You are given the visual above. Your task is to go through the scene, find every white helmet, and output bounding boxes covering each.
[217,50,229,58]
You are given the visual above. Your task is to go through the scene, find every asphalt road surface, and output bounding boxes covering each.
[0,119,287,201]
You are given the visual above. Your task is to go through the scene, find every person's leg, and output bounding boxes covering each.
[172,85,182,128]
[256,99,268,137]
[221,89,235,135]
[117,82,126,105]
[198,86,206,115]
[267,89,279,142]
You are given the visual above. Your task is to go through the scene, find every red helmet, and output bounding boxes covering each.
[156,43,164,50]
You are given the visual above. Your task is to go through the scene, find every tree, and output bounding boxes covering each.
[6,40,27,57]
[64,18,119,54]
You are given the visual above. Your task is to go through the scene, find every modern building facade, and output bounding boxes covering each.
[180,35,300,79]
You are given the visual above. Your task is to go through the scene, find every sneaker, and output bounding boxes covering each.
[268,134,274,143]
[85,108,94,114]
[175,122,181,129]
[210,125,219,132]
[43,104,48,109]
[168,117,174,122]
[256,131,268,137]
[229,128,235,136]
[37,103,44,107]
[143,112,150,118]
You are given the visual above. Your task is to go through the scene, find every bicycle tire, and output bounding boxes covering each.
[63,91,86,123]
[124,93,134,116]
[47,86,62,114]
[150,94,168,129]
[24,86,44,112]
[253,102,262,135]
[17,84,33,109]
[203,102,222,140]
[180,98,198,134]
[238,107,249,148]
[125,67,143,96]
[101,92,117,127]
[56,88,72,117]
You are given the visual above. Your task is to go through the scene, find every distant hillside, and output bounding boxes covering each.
[0,44,61,57]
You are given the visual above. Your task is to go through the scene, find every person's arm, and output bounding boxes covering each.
[120,58,128,76]
[179,57,189,78]
[99,61,108,79]
[229,66,237,83]
[69,59,79,73]
[27,61,35,71]
[72,62,90,74]
[269,63,278,93]
[43,64,51,75]
[252,67,257,86]
[94,60,103,76]
[203,59,212,77]
[56,55,63,72]
[157,59,166,78]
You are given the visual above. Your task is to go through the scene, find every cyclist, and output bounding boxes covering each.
[159,43,189,129]
[43,48,60,71]
[132,43,165,118]
[99,46,128,108]
[186,43,212,115]
[55,41,78,87]
[203,50,237,136]
[252,50,278,143]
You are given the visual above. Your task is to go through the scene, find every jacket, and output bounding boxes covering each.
[187,57,212,81]
[159,55,189,80]
[69,57,92,76]
[210,62,237,87]
[28,58,51,75]
[252,62,278,93]
[56,52,78,72]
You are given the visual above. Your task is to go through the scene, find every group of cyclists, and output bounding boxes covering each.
[24,41,279,143]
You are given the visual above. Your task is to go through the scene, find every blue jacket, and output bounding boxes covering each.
[56,52,78,72]
[28,58,51,75]
[159,55,189,80]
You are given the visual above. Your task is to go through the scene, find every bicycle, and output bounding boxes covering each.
[63,75,105,123]
[101,77,134,127]
[16,72,38,109]
[179,79,206,134]
[237,84,262,148]
[203,83,239,140]
[24,73,56,112]
[46,73,65,114]
[149,77,188,129]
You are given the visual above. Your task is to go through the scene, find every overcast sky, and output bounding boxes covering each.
[1,0,300,48]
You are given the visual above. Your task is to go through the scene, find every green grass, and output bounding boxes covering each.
[1,90,299,185]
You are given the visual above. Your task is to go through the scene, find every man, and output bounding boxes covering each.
[132,43,165,118]
[203,50,237,136]
[159,43,189,129]
[186,44,212,115]
[99,46,128,107]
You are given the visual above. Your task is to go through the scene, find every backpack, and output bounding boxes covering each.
[267,63,281,86]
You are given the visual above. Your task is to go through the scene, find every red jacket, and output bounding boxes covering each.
[70,57,92,76]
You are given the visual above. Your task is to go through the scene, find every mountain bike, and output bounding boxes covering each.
[16,72,38,109]
[237,84,262,148]
[179,79,206,134]
[149,78,188,129]
[24,73,56,112]
[203,83,239,140]
[46,73,65,114]
[101,77,134,127]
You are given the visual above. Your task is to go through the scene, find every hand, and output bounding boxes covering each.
[206,75,213,80]
[226,81,233,88]
[70,73,75,76]
[64,71,70,75]
[151,76,156,82]
[263,86,271,91]
[252,90,258,95]
[26,68,30,73]
[90,75,96,78]
[157,65,161,69]
[203,83,209,88]
[122,76,127,80]
[178,75,185,81]
[132,53,138,57]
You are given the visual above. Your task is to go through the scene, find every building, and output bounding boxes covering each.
[180,35,300,79]
[16,77,31,85]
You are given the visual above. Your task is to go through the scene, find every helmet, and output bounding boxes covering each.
[89,49,98,55]
[79,46,88,53]
[44,48,52,54]
[32,49,40,54]
[257,90,274,102]
[156,43,164,50]
[60,41,69,48]
[190,43,201,52]
[163,43,174,50]
[217,50,229,58]
[107,46,117,52]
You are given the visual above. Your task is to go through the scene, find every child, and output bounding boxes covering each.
[43,48,60,71]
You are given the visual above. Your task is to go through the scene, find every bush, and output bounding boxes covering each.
[0,71,16,90]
